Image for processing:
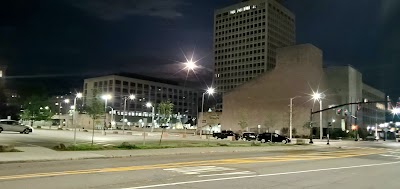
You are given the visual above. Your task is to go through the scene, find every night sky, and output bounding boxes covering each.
[1,0,399,97]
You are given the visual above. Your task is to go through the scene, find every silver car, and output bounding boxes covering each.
[0,120,33,134]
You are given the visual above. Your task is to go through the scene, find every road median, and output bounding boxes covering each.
[0,141,329,164]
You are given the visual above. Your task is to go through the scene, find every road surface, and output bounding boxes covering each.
[1,146,399,189]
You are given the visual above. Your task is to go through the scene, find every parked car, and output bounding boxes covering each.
[0,120,33,134]
[257,133,290,144]
[213,130,239,140]
[241,132,257,141]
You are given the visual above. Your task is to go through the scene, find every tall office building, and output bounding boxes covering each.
[214,0,295,94]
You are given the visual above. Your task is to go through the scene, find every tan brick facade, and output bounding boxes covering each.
[221,44,329,136]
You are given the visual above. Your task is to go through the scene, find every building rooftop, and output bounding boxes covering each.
[113,72,180,86]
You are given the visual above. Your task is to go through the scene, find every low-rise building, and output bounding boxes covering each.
[83,73,200,123]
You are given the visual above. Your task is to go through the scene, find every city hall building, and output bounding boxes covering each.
[221,44,386,136]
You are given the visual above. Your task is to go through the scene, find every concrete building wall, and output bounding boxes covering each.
[325,66,363,129]
[222,44,328,136]
[362,84,386,127]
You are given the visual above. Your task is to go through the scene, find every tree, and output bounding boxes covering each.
[20,96,54,126]
[85,92,104,145]
[157,100,174,145]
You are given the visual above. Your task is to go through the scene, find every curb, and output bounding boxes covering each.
[0,145,334,164]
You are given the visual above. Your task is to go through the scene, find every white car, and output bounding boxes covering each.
[0,120,33,134]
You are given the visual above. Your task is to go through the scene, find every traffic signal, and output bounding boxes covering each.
[337,109,342,115]
[351,125,358,130]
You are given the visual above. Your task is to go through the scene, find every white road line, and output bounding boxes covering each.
[164,166,235,175]
[121,161,400,189]
[198,171,255,177]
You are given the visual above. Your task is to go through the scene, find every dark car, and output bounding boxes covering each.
[257,133,290,144]
[241,132,257,141]
[213,130,239,140]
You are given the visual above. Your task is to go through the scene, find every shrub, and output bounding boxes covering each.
[217,142,229,146]
[117,142,138,149]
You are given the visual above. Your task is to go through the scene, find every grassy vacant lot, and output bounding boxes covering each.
[55,140,298,151]
[0,145,21,152]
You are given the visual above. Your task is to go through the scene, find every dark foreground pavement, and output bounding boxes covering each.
[1,146,399,189]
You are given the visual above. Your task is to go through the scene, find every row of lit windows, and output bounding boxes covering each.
[216,9,266,21]
[216,3,294,22]
[216,53,265,60]
[216,63,266,72]
[215,22,266,35]
[216,69,265,78]
[216,43,266,59]
[92,81,196,95]
[215,36,266,49]
[215,29,266,42]
[215,16,266,30]
[215,47,265,55]
[216,55,276,65]
[215,35,266,48]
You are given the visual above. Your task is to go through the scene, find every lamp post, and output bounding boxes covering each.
[199,87,215,137]
[312,92,325,140]
[289,96,301,140]
[146,102,155,132]
[62,99,70,128]
[101,94,112,132]
[122,94,135,134]
[73,93,83,145]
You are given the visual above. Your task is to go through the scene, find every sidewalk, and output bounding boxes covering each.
[0,145,332,164]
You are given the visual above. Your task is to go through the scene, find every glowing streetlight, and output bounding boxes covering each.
[392,108,400,115]
[311,91,325,140]
[73,92,83,145]
[202,87,215,113]
[122,94,136,133]
[146,102,155,132]
[184,60,198,71]
[100,94,112,133]
[64,99,70,104]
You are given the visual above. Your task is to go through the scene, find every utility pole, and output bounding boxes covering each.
[309,109,314,144]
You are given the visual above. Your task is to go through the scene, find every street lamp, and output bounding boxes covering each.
[312,91,325,140]
[101,94,112,132]
[392,108,400,115]
[73,92,83,145]
[289,96,301,140]
[122,94,135,134]
[146,102,155,132]
[199,87,215,136]
[201,87,215,114]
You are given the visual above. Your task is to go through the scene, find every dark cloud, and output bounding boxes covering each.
[69,0,188,20]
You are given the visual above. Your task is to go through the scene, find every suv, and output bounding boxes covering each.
[0,120,33,134]
[241,132,257,141]
[257,133,290,144]
[213,130,239,140]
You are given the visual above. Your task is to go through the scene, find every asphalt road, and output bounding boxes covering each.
[1,146,400,189]
[0,129,196,148]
